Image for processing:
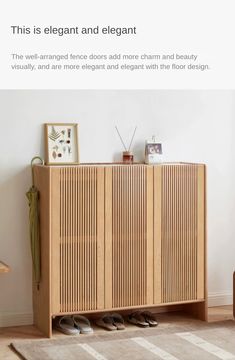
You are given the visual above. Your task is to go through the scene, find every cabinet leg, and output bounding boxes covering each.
[184,302,208,321]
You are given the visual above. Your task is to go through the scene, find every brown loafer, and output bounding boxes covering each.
[96,314,117,331]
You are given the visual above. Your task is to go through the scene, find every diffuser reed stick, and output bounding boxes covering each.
[115,125,137,151]
[115,126,127,151]
[128,126,137,151]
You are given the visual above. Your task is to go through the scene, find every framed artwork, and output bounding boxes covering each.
[146,143,162,155]
[44,123,79,165]
[145,142,163,164]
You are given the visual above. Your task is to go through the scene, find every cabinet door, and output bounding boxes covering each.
[154,164,205,304]
[104,166,154,309]
[51,167,105,314]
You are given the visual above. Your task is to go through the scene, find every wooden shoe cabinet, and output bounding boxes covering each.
[33,163,207,337]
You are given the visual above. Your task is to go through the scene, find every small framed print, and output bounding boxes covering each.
[145,142,163,164]
[44,123,79,165]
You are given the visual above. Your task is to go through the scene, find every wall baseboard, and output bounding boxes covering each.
[0,312,33,328]
[0,292,232,327]
[208,291,233,307]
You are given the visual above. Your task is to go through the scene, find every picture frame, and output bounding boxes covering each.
[44,123,79,165]
[145,142,163,164]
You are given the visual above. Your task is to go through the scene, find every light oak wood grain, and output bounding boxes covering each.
[33,163,207,337]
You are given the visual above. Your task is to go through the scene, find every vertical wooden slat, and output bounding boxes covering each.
[169,166,173,301]
[62,168,65,312]
[113,168,117,307]
[65,168,68,312]
[141,166,145,304]
[140,165,144,305]
[137,165,141,304]
[154,166,162,304]
[82,167,85,310]
[69,167,72,310]
[122,167,125,307]
[71,168,74,311]
[129,167,132,306]
[181,165,185,302]
[193,165,197,300]
[186,165,190,300]
[172,165,176,301]
[116,167,120,307]
[97,167,105,309]
[51,168,60,313]
[75,167,78,310]
[68,168,71,311]
[78,168,82,310]
[197,165,205,299]
[105,167,113,308]
[115,167,118,308]
[146,166,153,304]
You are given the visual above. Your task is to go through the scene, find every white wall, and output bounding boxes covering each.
[0,90,235,326]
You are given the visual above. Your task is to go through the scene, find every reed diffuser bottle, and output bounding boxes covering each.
[115,126,137,164]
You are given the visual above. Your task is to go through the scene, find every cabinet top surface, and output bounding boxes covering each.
[35,162,205,168]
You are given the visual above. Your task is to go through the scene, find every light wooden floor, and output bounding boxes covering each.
[0,306,233,360]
